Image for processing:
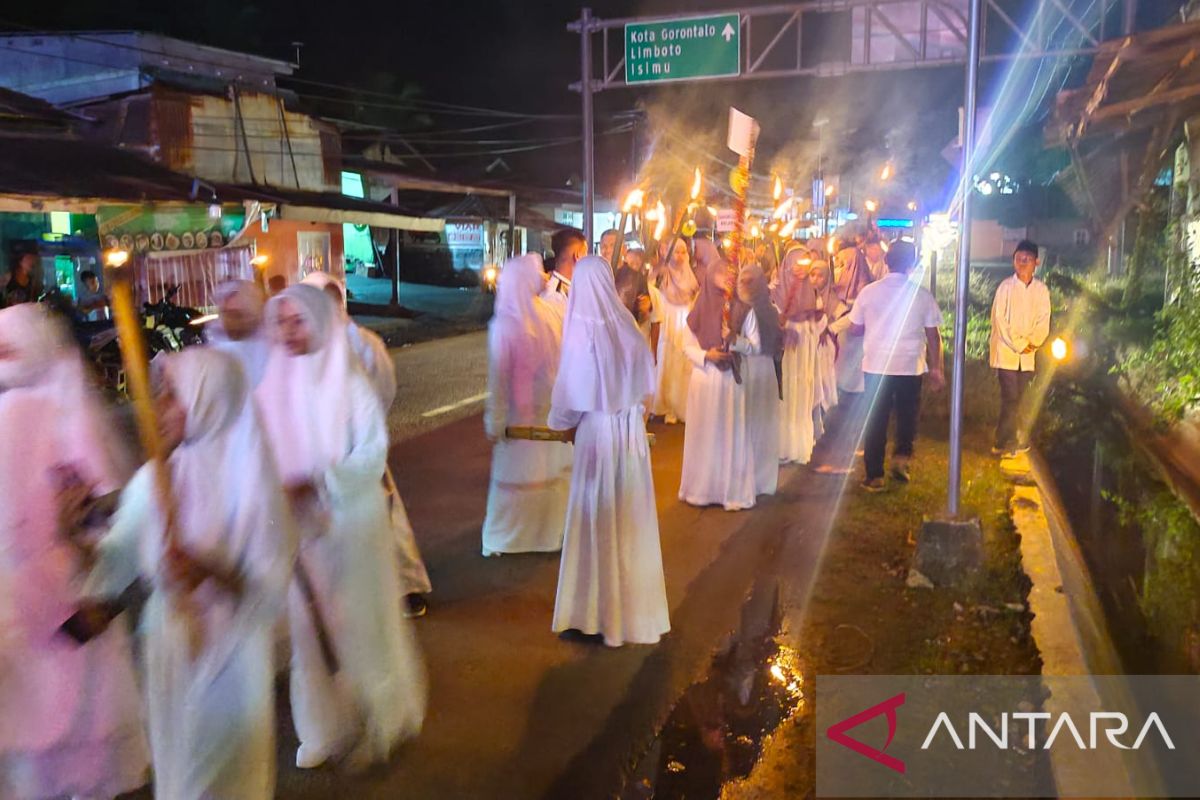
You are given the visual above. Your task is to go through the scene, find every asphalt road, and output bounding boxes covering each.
[384,330,490,443]
[269,332,837,799]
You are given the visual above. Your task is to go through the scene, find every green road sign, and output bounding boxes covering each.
[625,13,740,85]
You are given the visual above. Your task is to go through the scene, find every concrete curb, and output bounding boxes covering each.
[1008,450,1147,797]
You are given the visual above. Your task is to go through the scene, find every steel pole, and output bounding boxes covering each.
[580,7,596,248]
[947,0,983,519]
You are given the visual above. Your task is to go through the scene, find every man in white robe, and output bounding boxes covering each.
[548,255,669,647]
[86,348,294,798]
[0,305,149,800]
[301,271,433,617]
[257,285,426,769]
[482,253,571,555]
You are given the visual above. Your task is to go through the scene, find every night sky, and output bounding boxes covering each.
[2,0,1178,201]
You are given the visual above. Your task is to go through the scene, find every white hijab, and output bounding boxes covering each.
[256,284,361,483]
[301,271,397,412]
[550,255,655,415]
[207,279,271,388]
[493,253,560,369]
[0,303,128,488]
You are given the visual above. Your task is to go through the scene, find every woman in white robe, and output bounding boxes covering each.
[257,285,426,769]
[300,271,433,606]
[85,347,294,799]
[482,253,571,555]
[809,260,841,432]
[772,248,823,464]
[678,259,758,511]
[735,264,783,497]
[206,279,271,388]
[0,305,149,800]
[650,237,699,423]
[549,255,669,648]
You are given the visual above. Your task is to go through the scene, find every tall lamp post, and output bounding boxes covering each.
[914,0,985,587]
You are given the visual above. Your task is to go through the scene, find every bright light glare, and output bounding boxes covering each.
[250,254,269,267]
[189,313,218,326]
[104,249,130,268]
[484,266,497,283]
[1051,337,1068,361]
[865,200,878,213]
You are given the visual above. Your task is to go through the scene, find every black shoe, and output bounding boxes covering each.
[890,462,911,483]
[404,593,428,619]
[861,478,887,493]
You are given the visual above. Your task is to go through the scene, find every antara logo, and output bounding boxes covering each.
[826,692,907,774]
[827,692,1176,774]
[921,711,1176,751]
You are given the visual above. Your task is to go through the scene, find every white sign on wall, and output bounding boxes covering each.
[446,223,485,249]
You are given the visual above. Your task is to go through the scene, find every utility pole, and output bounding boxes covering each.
[913,0,985,587]
[571,8,597,247]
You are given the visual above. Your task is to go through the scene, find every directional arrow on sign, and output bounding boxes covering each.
[721,23,735,42]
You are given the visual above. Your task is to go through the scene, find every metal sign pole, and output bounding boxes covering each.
[947,0,983,519]
[579,7,596,247]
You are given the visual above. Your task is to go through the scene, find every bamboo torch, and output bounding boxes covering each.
[725,109,761,385]
[106,250,177,546]
[105,250,208,659]
[611,188,645,272]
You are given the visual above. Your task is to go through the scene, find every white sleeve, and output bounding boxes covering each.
[990,281,1026,352]
[732,309,761,355]
[923,290,944,328]
[680,320,708,368]
[1029,284,1052,348]
[847,294,866,326]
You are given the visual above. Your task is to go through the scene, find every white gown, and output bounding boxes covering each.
[549,405,669,647]
[742,345,780,498]
[282,372,426,767]
[547,255,669,648]
[653,297,693,423]
[779,318,822,464]
[482,305,571,555]
[678,311,760,510]
[257,286,426,770]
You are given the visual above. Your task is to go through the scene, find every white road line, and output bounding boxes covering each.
[420,391,490,418]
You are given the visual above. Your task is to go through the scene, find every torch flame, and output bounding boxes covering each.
[865,199,878,213]
[622,188,645,213]
[773,175,783,201]
[750,223,762,239]
[772,196,795,220]
[690,167,703,201]
[652,201,667,240]
[824,185,835,197]
[779,218,798,238]
[827,238,837,254]
[880,163,892,181]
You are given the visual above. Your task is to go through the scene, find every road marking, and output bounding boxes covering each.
[420,391,490,418]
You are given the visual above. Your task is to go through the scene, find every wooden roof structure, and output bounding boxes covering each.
[1048,18,1200,230]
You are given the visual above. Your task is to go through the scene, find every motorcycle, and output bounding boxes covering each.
[143,284,206,350]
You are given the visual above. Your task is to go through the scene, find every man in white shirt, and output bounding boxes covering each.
[989,239,1051,456]
[848,239,945,492]
[542,228,587,319]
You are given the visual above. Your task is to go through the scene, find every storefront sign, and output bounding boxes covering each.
[96,203,246,253]
[446,222,485,250]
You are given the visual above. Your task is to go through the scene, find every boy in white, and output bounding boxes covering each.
[989,239,1051,456]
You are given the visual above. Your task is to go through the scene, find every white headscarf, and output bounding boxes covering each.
[494,253,559,364]
[550,255,655,415]
[207,279,271,388]
[300,271,397,412]
[256,284,361,483]
[0,303,129,487]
